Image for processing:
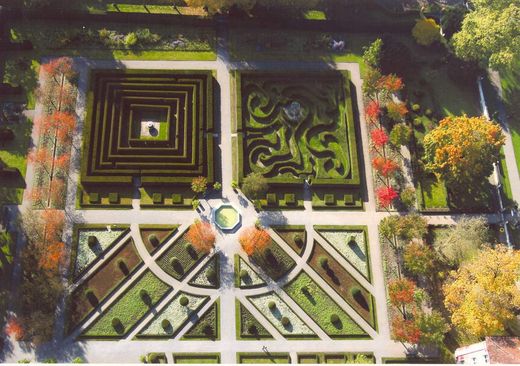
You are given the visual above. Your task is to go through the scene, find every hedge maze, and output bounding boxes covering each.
[234,71,362,209]
[80,70,215,207]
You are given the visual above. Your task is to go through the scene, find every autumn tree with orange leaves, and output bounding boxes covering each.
[239,226,271,256]
[424,115,505,186]
[186,220,216,254]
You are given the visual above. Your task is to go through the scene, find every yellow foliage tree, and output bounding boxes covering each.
[412,18,442,46]
[423,115,505,185]
[443,245,520,338]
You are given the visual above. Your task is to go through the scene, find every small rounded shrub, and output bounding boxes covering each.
[85,289,98,306]
[247,323,258,334]
[281,317,290,326]
[206,268,217,282]
[319,256,329,269]
[412,104,420,112]
[179,296,189,306]
[425,108,433,117]
[111,317,123,329]
[87,235,97,248]
[170,257,180,267]
[117,259,129,275]
[139,289,151,305]
[294,234,303,247]
[268,301,277,310]
[301,285,309,294]
[330,314,340,324]
[148,234,159,247]
[185,243,193,252]
[203,324,214,336]
[161,319,171,329]
[239,269,249,279]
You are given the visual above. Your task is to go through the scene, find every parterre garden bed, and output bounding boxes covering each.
[284,272,368,339]
[236,299,273,340]
[139,225,179,254]
[235,254,266,288]
[188,254,220,289]
[314,225,370,281]
[233,71,363,210]
[82,270,171,338]
[297,353,375,364]
[250,239,295,281]
[80,69,215,208]
[237,353,291,364]
[156,228,208,280]
[272,225,306,255]
[67,237,142,332]
[308,241,376,328]
[182,298,220,341]
[172,353,220,364]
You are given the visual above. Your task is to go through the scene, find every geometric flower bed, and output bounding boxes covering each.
[315,226,370,280]
[182,299,220,341]
[237,353,291,364]
[71,225,129,279]
[234,71,362,209]
[67,237,143,332]
[235,255,265,288]
[139,225,179,254]
[247,292,316,338]
[308,241,376,328]
[137,292,208,338]
[80,70,215,206]
[188,255,220,288]
[271,225,306,255]
[236,300,273,340]
[82,271,170,338]
[284,272,368,339]
[250,239,295,281]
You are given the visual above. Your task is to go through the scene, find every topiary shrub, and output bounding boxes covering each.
[319,256,329,269]
[170,257,183,274]
[161,319,171,330]
[185,243,197,258]
[239,269,249,279]
[330,314,340,324]
[351,287,370,311]
[324,194,335,205]
[152,192,163,204]
[203,323,214,336]
[294,234,304,247]
[148,234,159,247]
[412,104,421,112]
[281,317,290,326]
[111,317,124,333]
[284,193,296,205]
[206,268,217,282]
[140,289,151,305]
[85,289,98,307]
[171,193,183,204]
[179,296,189,306]
[266,193,277,205]
[268,301,276,311]
[87,235,98,249]
[247,323,258,334]
[117,259,129,276]
[109,192,119,204]
[89,192,100,204]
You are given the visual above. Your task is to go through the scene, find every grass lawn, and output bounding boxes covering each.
[237,353,290,364]
[500,61,520,178]
[0,115,33,205]
[82,270,170,337]
[284,272,368,338]
[172,353,220,364]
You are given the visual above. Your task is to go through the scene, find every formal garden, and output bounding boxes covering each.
[1,0,519,363]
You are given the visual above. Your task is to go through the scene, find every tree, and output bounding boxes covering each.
[371,129,389,149]
[388,278,417,308]
[376,186,398,208]
[239,226,271,256]
[416,311,450,346]
[391,316,421,344]
[186,220,215,254]
[241,172,268,200]
[412,18,442,46]
[362,38,383,68]
[380,214,428,249]
[403,239,435,276]
[452,0,520,69]
[191,176,208,194]
[399,187,416,209]
[390,123,412,146]
[5,316,24,341]
[433,216,490,266]
[443,245,520,338]
[365,100,381,123]
[362,67,383,98]
[423,115,505,186]
[377,74,404,93]
[41,57,75,81]
[40,112,76,144]
[386,101,408,122]
[372,157,399,178]
[184,0,318,15]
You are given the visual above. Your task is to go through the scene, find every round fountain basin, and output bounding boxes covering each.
[213,204,241,231]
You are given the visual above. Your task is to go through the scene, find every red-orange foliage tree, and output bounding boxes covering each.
[239,226,271,256]
[372,157,399,178]
[5,316,24,341]
[186,220,216,254]
[42,57,76,83]
[365,100,381,123]
[376,186,398,208]
[377,74,404,93]
[391,316,421,344]
[40,112,76,144]
[388,278,417,308]
[371,129,389,148]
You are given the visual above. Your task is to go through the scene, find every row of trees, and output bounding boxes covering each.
[29,57,77,209]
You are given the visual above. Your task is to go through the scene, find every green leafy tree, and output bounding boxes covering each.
[362,38,383,68]
[452,0,520,69]
[380,214,428,250]
[399,187,416,209]
[433,216,490,266]
[184,0,318,14]
[412,18,443,46]
[390,123,412,146]
[416,311,451,345]
[191,176,208,194]
[403,239,436,276]
[241,172,268,200]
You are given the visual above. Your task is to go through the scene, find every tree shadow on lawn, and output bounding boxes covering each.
[258,210,288,227]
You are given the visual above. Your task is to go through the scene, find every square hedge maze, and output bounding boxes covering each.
[81,70,215,188]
